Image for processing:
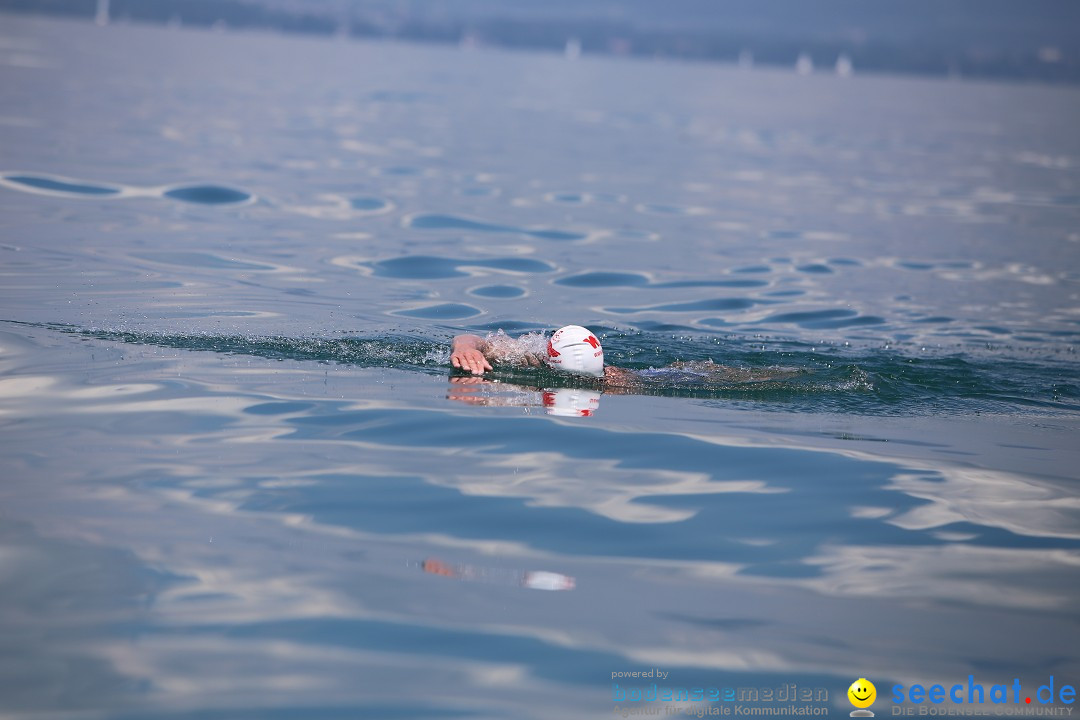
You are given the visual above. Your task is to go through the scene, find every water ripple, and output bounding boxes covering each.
[367,255,556,279]
[1,173,120,196]
[162,185,252,205]
[555,272,651,288]
[406,213,586,241]
[607,298,757,314]
[0,171,253,205]
[393,303,483,319]
[556,273,767,290]
[468,285,527,299]
[761,309,886,329]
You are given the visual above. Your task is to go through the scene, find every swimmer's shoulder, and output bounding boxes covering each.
[602,366,640,385]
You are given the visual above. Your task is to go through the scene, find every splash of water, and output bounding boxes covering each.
[27,322,1077,415]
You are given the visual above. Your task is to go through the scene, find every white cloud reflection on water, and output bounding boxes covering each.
[4,464,1075,717]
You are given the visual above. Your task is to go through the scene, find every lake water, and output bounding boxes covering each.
[1,14,1079,720]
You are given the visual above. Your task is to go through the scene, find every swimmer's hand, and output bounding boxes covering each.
[451,334,493,375]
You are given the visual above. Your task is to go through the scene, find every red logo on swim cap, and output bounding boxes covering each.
[584,335,599,349]
[547,340,560,358]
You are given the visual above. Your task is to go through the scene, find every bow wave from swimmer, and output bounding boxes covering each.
[17,321,1078,415]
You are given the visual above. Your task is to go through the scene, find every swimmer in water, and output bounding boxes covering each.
[451,325,791,387]
[451,325,637,384]
[449,326,806,414]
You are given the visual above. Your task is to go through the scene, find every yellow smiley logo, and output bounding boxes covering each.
[848,678,877,709]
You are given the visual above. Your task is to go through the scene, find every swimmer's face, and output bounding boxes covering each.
[848,679,876,709]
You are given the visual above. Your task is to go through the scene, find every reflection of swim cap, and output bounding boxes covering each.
[547,325,604,377]
[542,388,602,417]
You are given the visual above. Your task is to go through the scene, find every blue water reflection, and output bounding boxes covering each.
[1,12,1078,720]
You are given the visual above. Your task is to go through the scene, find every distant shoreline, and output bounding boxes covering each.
[2,0,1078,86]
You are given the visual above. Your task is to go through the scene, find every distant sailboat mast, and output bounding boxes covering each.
[795,52,813,75]
[564,37,581,60]
[835,53,854,77]
[95,0,109,26]
[334,0,350,39]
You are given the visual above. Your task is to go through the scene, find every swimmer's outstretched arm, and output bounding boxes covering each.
[451,334,493,375]
[451,332,548,374]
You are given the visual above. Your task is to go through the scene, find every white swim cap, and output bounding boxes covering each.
[542,388,602,417]
[547,325,604,377]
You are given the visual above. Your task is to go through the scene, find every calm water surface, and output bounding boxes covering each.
[1,15,1079,720]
